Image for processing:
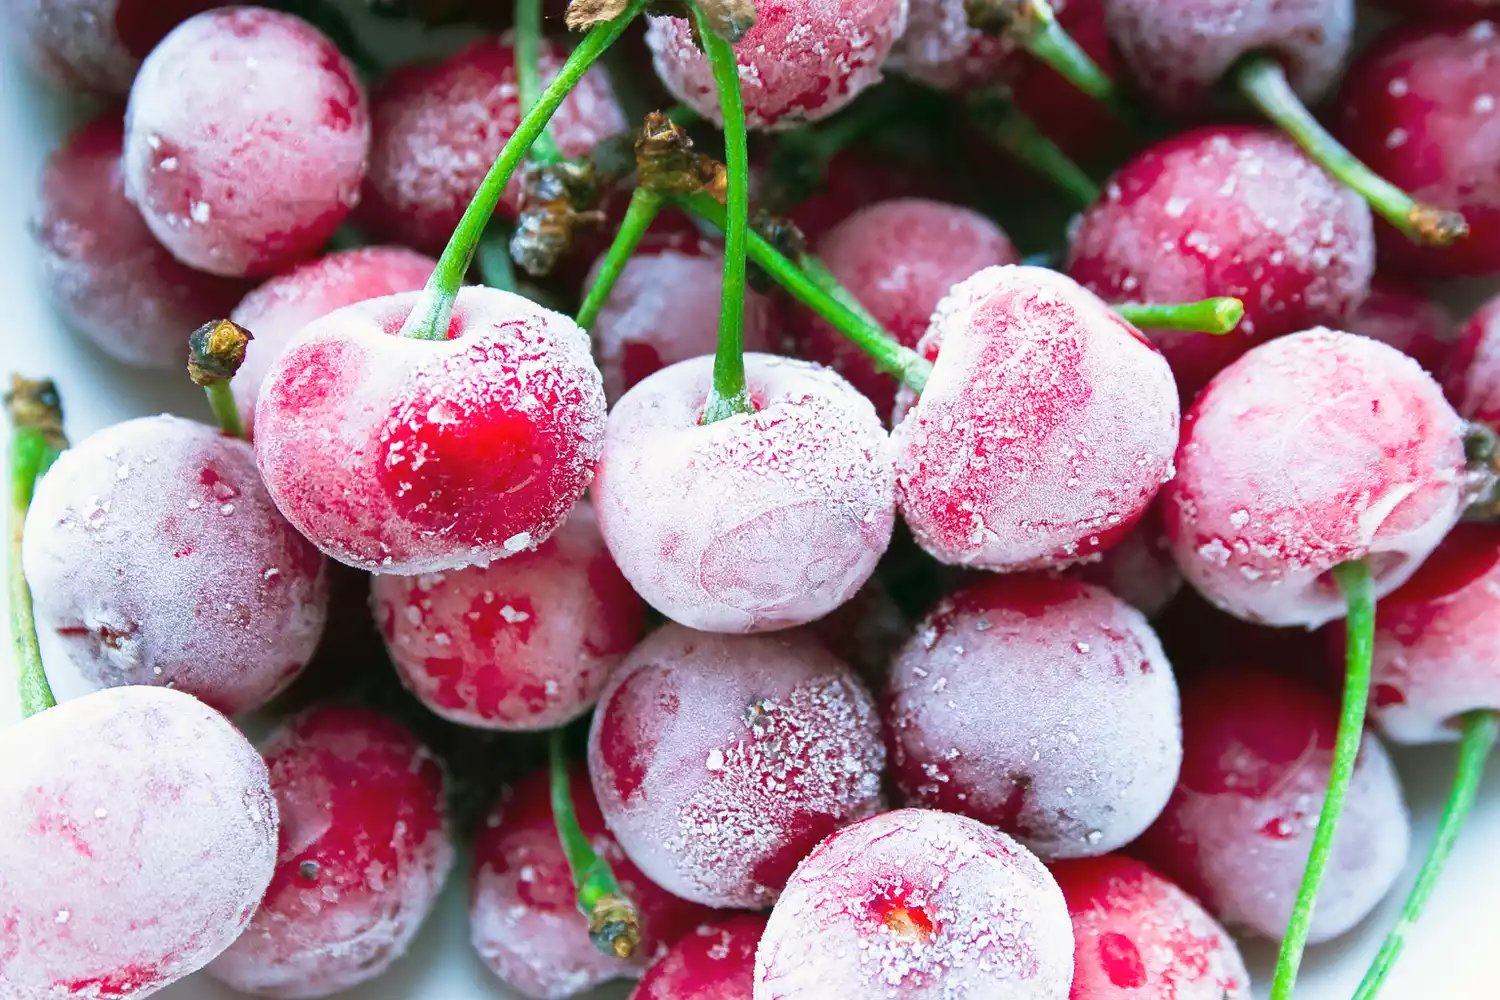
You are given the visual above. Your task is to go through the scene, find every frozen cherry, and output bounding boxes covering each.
[594,353,894,633]
[208,706,454,998]
[645,0,908,131]
[1137,666,1410,943]
[1078,500,1182,618]
[753,808,1074,999]
[1103,0,1352,116]
[587,625,886,909]
[887,0,1018,91]
[585,229,778,404]
[229,246,437,436]
[892,265,1179,572]
[780,148,941,244]
[254,285,606,575]
[8,0,215,96]
[1067,126,1375,400]
[885,575,1181,860]
[790,197,1019,418]
[1356,522,1500,744]
[122,7,370,277]
[1336,19,1500,279]
[22,414,328,716]
[1446,291,1500,426]
[0,686,277,997]
[34,112,251,368]
[359,34,625,255]
[1163,329,1475,627]
[1351,276,1456,374]
[632,913,766,1000]
[1050,855,1250,1000]
[471,763,714,998]
[371,500,646,731]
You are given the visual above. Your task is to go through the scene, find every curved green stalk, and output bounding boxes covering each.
[515,0,562,164]
[397,0,647,341]
[1114,298,1245,335]
[576,188,663,330]
[1270,558,1376,1000]
[980,100,1101,208]
[1353,710,1499,1000]
[7,377,66,718]
[1011,0,1138,125]
[696,5,754,424]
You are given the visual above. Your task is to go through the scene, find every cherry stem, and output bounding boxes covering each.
[696,3,754,425]
[7,376,65,719]
[1114,297,1245,335]
[547,728,642,961]
[1353,709,1499,1000]
[576,187,664,330]
[974,97,1101,208]
[674,191,932,393]
[1236,56,1468,248]
[1270,557,1375,1000]
[515,0,562,164]
[1008,0,1138,125]
[397,0,647,342]
[188,319,253,439]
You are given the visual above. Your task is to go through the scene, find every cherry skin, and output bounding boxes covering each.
[122,8,369,278]
[1351,275,1457,374]
[22,414,329,716]
[1077,500,1183,618]
[0,686,277,998]
[631,913,767,1000]
[585,229,778,404]
[254,285,607,575]
[1067,125,1375,401]
[34,112,251,368]
[1103,0,1353,116]
[752,808,1075,1000]
[645,0,909,130]
[1445,290,1500,426]
[359,35,625,255]
[207,707,454,999]
[587,624,887,909]
[790,197,1020,418]
[8,0,215,96]
[892,265,1179,572]
[229,246,437,436]
[780,148,943,244]
[1163,328,1476,627]
[885,575,1182,860]
[1336,19,1500,279]
[372,500,646,731]
[887,0,1021,91]
[1137,665,1410,943]
[471,763,715,999]
[594,353,894,633]
[1050,855,1251,1000]
[1351,522,1500,744]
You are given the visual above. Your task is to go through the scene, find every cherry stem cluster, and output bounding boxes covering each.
[548,728,642,961]
[1237,57,1468,248]
[1270,558,1375,1000]
[516,0,563,164]
[398,0,648,342]
[576,187,664,330]
[1115,297,1245,335]
[7,376,65,719]
[696,4,755,425]
[1353,709,1499,1000]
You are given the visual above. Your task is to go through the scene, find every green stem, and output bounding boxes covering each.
[515,0,562,164]
[397,0,646,341]
[188,319,253,440]
[205,385,244,439]
[675,192,932,393]
[1353,709,1499,1000]
[476,221,518,292]
[7,378,65,718]
[1237,57,1467,248]
[1269,558,1376,1000]
[1114,297,1245,335]
[696,6,753,425]
[576,188,664,330]
[548,728,641,960]
[1017,0,1137,125]
[979,100,1101,208]
[799,252,885,331]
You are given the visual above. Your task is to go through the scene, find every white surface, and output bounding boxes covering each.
[0,25,1495,1000]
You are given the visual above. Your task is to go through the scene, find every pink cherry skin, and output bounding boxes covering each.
[254,285,607,575]
[631,913,767,1000]
[1444,290,1500,426]
[1351,275,1457,374]
[0,687,277,998]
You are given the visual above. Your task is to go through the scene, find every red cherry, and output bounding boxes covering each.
[10,0,215,96]
[887,0,1020,91]
[630,914,766,1000]
[1077,500,1183,618]
[1351,275,1458,374]
[783,148,943,243]
[207,707,454,997]
[1445,290,1500,424]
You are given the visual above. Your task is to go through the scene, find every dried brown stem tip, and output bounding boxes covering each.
[188,319,254,387]
[587,892,643,960]
[966,0,1042,39]
[567,0,634,30]
[636,111,727,201]
[5,375,66,449]
[511,161,607,277]
[1408,204,1470,248]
